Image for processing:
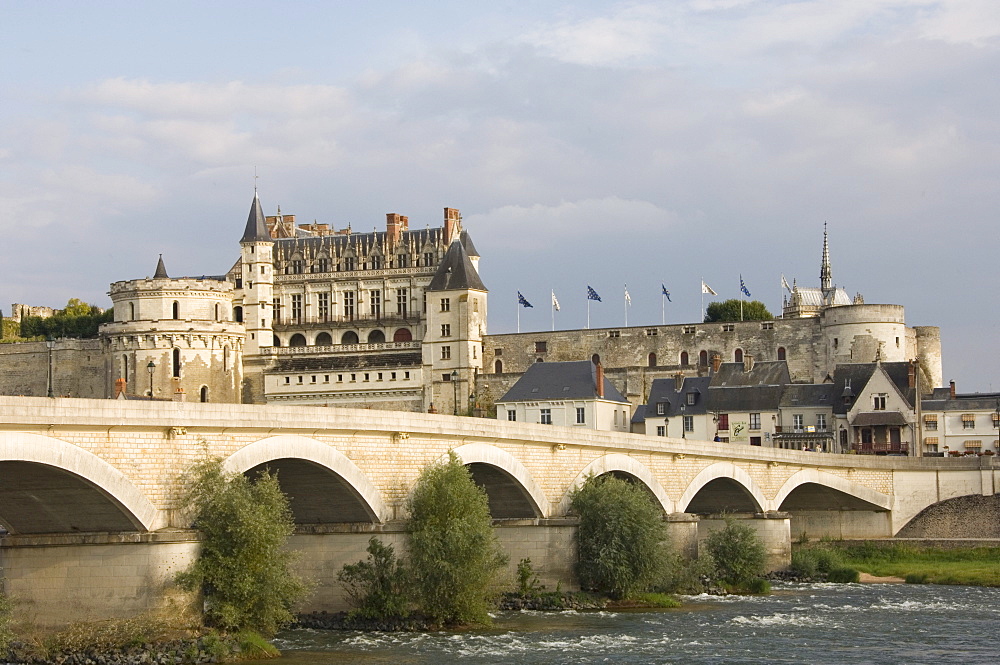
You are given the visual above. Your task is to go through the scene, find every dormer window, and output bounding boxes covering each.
[686,393,696,406]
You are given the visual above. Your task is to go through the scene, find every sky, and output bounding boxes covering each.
[1,0,998,391]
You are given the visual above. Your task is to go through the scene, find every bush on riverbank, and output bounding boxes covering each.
[176,458,310,636]
[337,537,411,620]
[571,474,668,600]
[704,517,768,593]
[800,542,1000,586]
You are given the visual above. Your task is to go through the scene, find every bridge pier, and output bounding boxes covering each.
[697,513,792,572]
[0,531,199,628]
[788,510,892,541]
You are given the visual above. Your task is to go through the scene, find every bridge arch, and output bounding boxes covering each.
[0,431,159,533]
[773,470,892,512]
[557,454,674,516]
[678,462,768,514]
[224,435,388,524]
[448,443,550,519]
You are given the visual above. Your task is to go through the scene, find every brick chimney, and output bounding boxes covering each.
[443,207,460,243]
[595,362,605,398]
[114,378,126,397]
[743,353,754,373]
[908,361,916,388]
[711,353,722,374]
[674,372,684,392]
[386,213,404,245]
[949,380,956,399]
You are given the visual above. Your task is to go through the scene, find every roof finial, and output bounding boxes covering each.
[820,222,832,292]
[253,166,259,195]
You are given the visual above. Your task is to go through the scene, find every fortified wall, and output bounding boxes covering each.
[0,339,105,398]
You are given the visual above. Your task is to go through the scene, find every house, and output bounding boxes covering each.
[831,361,918,454]
[920,381,1000,456]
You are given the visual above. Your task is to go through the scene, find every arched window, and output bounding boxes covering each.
[290,333,307,347]
[341,331,359,345]
[129,302,135,321]
[699,350,708,366]
[172,348,181,378]
[315,332,332,346]
[172,301,179,319]
[393,328,412,342]
[680,351,689,366]
[200,386,209,403]
[592,354,601,365]
[367,330,386,344]
[272,336,281,347]
[234,306,243,323]
[122,355,129,381]
[648,353,657,367]
[734,348,744,363]
[214,303,220,321]
[777,347,786,361]
[495,359,503,373]
[223,345,230,372]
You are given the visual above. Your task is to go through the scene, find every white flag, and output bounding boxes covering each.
[551,290,560,311]
[701,281,717,296]
[624,285,631,305]
[781,274,792,292]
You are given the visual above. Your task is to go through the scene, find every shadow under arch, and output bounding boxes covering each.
[556,454,674,516]
[448,443,549,519]
[677,462,768,514]
[224,435,387,524]
[0,431,159,533]
[773,470,892,512]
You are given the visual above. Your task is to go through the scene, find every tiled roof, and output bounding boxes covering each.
[497,360,628,403]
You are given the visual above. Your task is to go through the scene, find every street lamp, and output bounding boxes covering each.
[451,370,458,416]
[664,416,669,438]
[46,336,55,398]
[147,361,156,397]
[680,403,686,439]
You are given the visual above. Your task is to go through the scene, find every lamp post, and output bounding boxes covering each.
[451,369,458,416]
[147,361,156,397]
[680,403,686,439]
[664,416,669,438]
[46,336,55,398]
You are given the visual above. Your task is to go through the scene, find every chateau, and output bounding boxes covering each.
[0,193,947,430]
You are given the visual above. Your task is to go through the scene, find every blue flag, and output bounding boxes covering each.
[586,286,602,302]
[740,275,751,298]
[661,284,671,302]
[517,291,533,308]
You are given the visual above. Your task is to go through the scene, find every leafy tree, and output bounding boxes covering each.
[19,299,113,339]
[570,474,667,599]
[704,299,773,323]
[337,537,410,620]
[176,458,309,636]
[407,452,508,626]
[703,517,767,588]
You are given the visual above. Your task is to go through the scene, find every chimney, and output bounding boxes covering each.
[443,207,460,243]
[743,353,754,373]
[173,387,185,402]
[949,380,956,399]
[711,353,722,374]
[674,372,684,392]
[908,361,916,388]
[386,213,403,245]
[114,378,126,397]
[595,362,605,398]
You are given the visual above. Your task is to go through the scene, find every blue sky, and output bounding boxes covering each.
[2,0,999,391]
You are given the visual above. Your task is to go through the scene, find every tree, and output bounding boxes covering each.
[703,517,767,588]
[704,299,773,323]
[337,537,411,620]
[570,474,667,599]
[407,452,508,626]
[176,458,309,636]
[19,299,113,339]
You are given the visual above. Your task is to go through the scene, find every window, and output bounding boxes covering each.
[646,329,658,336]
[291,294,302,322]
[576,407,585,424]
[924,436,938,452]
[318,257,329,273]
[683,415,693,432]
[686,392,696,406]
[343,256,355,271]
[648,353,657,367]
[291,259,303,274]
[396,288,408,316]
[495,348,503,356]
[441,324,451,337]
[369,255,381,270]
[342,291,356,320]
[723,324,735,332]
[508,409,516,421]
[273,297,281,323]
[793,414,804,431]
[734,348,743,362]
[172,301,180,319]
[656,402,666,416]
[172,348,181,378]
[924,415,938,431]
[608,330,620,338]
[962,414,976,429]
[656,425,666,437]
[396,254,409,268]
[717,414,729,430]
[680,351,689,366]
[535,341,547,353]
[749,413,761,430]
[440,298,450,312]
[423,252,434,267]
[370,290,381,318]
[699,350,708,366]
[318,293,329,321]
[816,414,827,431]
[441,346,451,360]
[873,393,887,410]
[495,359,503,373]
[777,347,786,361]
[540,409,552,425]
[683,326,696,334]
[761,322,774,330]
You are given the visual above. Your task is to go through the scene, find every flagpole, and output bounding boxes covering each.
[587,297,590,329]
[701,278,704,323]
[661,292,665,326]
[517,294,520,333]
[551,290,555,331]
[624,284,628,327]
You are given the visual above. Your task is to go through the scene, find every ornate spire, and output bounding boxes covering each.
[153,254,168,279]
[820,222,832,292]
[240,192,271,243]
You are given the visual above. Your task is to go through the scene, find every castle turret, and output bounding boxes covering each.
[239,192,275,358]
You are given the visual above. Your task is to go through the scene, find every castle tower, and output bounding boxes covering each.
[423,239,487,414]
[102,256,244,402]
[239,193,275,357]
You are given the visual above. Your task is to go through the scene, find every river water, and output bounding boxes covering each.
[254,583,999,664]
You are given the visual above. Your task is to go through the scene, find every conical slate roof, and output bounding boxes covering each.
[427,239,487,292]
[240,192,271,243]
[153,254,168,279]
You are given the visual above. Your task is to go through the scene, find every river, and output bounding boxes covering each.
[253,583,999,664]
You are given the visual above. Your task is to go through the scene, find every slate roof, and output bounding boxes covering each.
[497,361,628,404]
[831,362,914,414]
[153,255,168,279]
[794,286,852,307]
[781,383,836,408]
[709,361,790,387]
[460,230,479,257]
[240,193,271,243]
[427,239,487,292]
[271,352,423,373]
[707,385,785,412]
[644,376,711,417]
[922,390,1000,412]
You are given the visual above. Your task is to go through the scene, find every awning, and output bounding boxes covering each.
[923,414,938,422]
[924,437,938,445]
[964,440,982,448]
[851,412,909,427]
[961,413,975,422]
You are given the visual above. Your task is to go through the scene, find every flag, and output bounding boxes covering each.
[624,285,631,305]
[740,275,751,298]
[587,286,602,302]
[517,291,533,308]
[661,284,671,302]
[701,281,717,296]
[551,291,560,311]
[781,274,792,292]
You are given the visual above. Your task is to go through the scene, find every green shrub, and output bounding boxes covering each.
[337,537,411,620]
[657,552,715,595]
[744,578,771,594]
[571,474,668,600]
[826,567,860,583]
[516,558,543,596]
[407,452,508,627]
[790,550,819,577]
[904,573,929,584]
[813,548,844,574]
[704,517,766,588]
[176,458,310,636]
[635,592,682,608]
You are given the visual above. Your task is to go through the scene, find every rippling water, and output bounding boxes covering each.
[251,584,1000,664]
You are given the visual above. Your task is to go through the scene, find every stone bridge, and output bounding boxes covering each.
[1,397,996,626]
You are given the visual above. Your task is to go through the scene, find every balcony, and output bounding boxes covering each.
[265,341,421,356]
[272,312,421,330]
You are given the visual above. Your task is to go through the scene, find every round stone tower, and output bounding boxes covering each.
[101,256,245,402]
[820,304,909,368]
[913,326,943,389]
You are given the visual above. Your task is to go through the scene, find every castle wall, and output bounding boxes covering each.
[0,339,105,398]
